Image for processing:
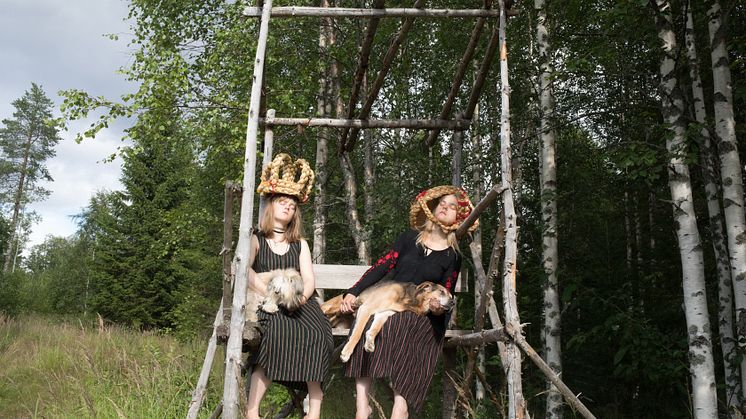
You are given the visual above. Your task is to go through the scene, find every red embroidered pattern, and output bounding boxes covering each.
[444,269,459,292]
[352,249,400,287]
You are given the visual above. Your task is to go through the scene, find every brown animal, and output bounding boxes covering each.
[245,269,305,323]
[321,281,455,362]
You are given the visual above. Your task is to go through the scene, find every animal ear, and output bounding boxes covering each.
[416,282,431,292]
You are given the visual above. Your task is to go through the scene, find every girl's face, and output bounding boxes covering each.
[435,194,459,226]
[272,196,297,226]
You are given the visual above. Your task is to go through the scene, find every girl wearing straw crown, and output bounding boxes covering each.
[245,153,333,419]
[339,185,478,418]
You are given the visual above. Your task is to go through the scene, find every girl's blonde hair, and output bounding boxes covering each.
[259,194,304,243]
[415,219,460,253]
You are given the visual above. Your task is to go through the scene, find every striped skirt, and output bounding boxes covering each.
[252,299,334,391]
[344,311,444,412]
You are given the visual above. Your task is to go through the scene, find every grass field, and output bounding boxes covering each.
[0,314,421,418]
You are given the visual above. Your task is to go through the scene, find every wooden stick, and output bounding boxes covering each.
[455,184,508,239]
[221,182,235,325]
[463,17,501,122]
[341,0,385,147]
[257,109,275,222]
[443,327,509,347]
[343,0,426,152]
[222,1,272,417]
[187,301,224,419]
[243,6,502,18]
[425,2,490,147]
[260,116,469,129]
[505,323,598,419]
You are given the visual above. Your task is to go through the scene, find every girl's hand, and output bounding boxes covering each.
[340,294,357,313]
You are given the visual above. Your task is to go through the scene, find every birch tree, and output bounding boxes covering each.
[0,83,62,272]
[653,1,718,416]
[536,0,562,416]
[685,2,741,412]
[706,2,746,401]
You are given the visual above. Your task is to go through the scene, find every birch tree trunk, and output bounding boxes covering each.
[535,0,562,416]
[313,0,333,265]
[685,3,741,413]
[363,74,375,226]
[498,2,528,417]
[654,2,718,416]
[339,151,370,264]
[707,2,746,402]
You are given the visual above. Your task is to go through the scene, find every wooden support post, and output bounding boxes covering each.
[187,301,224,419]
[497,1,528,417]
[221,182,235,328]
[257,109,276,223]
[505,323,597,419]
[222,0,272,417]
[342,0,426,152]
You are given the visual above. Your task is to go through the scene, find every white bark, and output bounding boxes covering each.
[313,1,332,265]
[498,2,528,418]
[536,0,562,416]
[686,3,741,413]
[655,2,718,416]
[707,2,746,403]
[222,1,272,417]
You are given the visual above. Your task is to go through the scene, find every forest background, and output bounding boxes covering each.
[1,0,745,417]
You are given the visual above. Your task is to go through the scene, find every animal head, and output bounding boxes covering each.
[267,269,305,312]
[415,282,455,312]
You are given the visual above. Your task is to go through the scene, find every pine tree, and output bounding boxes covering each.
[0,83,62,271]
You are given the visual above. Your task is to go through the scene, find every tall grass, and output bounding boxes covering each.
[0,314,222,418]
[0,314,490,418]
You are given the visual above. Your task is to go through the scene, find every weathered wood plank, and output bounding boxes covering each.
[313,263,465,292]
[243,6,501,18]
[260,116,468,130]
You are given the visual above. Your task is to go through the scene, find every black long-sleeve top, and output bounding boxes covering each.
[346,230,461,334]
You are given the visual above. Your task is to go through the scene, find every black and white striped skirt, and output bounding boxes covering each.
[252,299,334,390]
[344,311,444,412]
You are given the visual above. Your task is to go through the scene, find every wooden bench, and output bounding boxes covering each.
[312,264,473,339]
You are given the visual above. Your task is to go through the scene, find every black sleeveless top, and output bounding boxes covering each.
[252,232,301,273]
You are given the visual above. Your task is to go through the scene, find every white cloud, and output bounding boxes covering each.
[0,0,135,251]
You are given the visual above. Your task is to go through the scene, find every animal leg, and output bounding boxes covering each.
[260,297,279,313]
[340,307,372,363]
[364,310,397,353]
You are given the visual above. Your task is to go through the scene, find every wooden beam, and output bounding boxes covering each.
[342,0,385,144]
[455,184,508,239]
[187,301,223,419]
[342,0,425,152]
[426,2,490,147]
[260,116,469,130]
[462,16,501,122]
[243,6,502,18]
[443,327,508,347]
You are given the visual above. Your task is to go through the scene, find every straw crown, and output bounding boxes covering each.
[257,153,315,203]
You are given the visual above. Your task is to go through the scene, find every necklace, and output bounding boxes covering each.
[273,227,286,234]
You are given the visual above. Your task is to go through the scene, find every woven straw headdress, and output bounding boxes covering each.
[409,185,478,233]
[256,153,315,203]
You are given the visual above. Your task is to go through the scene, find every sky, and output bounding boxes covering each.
[0,0,135,251]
